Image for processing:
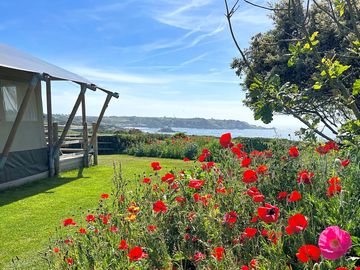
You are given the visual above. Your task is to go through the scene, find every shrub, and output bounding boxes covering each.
[45,134,359,269]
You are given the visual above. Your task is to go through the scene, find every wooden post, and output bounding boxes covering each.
[53,87,86,158]
[46,76,55,177]
[81,84,89,168]
[0,74,40,170]
[53,123,60,176]
[90,93,112,146]
[92,122,98,165]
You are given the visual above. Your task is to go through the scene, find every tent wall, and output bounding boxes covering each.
[0,67,47,184]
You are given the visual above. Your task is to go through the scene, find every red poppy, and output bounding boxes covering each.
[253,194,265,203]
[153,200,167,213]
[183,157,190,162]
[188,179,206,189]
[101,193,109,199]
[109,226,118,233]
[151,161,162,171]
[66,258,73,266]
[143,177,151,184]
[258,203,279,223]
[288,190,302,202]
[202,148,211,157]
[250,215,258,223]
[118,239,128,250]
[147,225,157,232]
[127,246,148,261]
[161,173,175,184]
[243,227,257,238]
[341,159,350,167]
[241,266,249,270]
[250,150,264,157]
[53,247,60,253]
[223,211,237,224]
[250,259,257,268]
[297,170,314,184]
[289,146,299,157]
[296,244,321,263]
[194,251,206,263]
[201,161,215,171]
[326,141,339,151]
[335,267,349,270]
[231,147,242,158]
[242,170,258,183]
[198,154,206,162]
[211,247,225,261]
[277,191,287,200]
[63,218,77,227]
[65,239,73,245]
[219,133,233,148]
[78,228,87,234]
[328,176,341,185]
[246,186,260,197]
[256,164,268,174]
[200,194,211,206]
[193,193,200,202]
[315,141,338,155]
[285,213,308,235]
[86,214,95,222]
[175,196,186,203]
[241,157,252,168]
[327,184,342,197]
[215,186,227,193]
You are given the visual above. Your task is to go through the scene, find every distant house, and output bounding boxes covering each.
[0,44,118,189]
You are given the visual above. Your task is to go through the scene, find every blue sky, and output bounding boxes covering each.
[0,0,303,128]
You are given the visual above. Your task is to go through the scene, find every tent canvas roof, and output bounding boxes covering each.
[0,44,92,84]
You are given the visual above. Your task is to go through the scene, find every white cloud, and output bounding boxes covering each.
[180,53,208,66]
[69,66,171,85]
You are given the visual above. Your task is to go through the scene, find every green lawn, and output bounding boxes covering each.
[0,155,189,270]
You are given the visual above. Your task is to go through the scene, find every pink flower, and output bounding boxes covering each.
[193,251,206,263]
[318,226,352,260]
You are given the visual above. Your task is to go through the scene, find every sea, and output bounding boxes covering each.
[125,126,304,140]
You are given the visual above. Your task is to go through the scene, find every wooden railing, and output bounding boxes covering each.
[44,122,99,172]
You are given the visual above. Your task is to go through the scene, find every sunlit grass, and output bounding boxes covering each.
[0,154,189,269]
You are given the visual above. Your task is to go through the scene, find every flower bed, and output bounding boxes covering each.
[46,133,360,269]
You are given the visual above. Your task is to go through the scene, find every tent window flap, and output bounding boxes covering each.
[1,80,38,122]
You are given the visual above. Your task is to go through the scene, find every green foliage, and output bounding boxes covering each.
[353,79,360,96]
[230,0,360,141]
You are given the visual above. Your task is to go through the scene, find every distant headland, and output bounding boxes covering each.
[50,115,273,131]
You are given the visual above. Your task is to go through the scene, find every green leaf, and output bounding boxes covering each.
[288,56,295,67]
[250,82,259,91]
[311,40,319,46]
[303,43,311,50]
[353,79,360,95]
[336,63,351,75]
[173,252,185,261]
[310,31,319,41]
[313,81,322,90]
[289,43,296,53]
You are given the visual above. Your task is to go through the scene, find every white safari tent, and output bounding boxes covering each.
[0,44,118,189]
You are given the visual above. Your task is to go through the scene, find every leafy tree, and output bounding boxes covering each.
[225,0,360,143]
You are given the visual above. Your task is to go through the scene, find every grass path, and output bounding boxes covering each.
[0,155,188,269]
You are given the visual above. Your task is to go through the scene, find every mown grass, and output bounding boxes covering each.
[0,154,189,270]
